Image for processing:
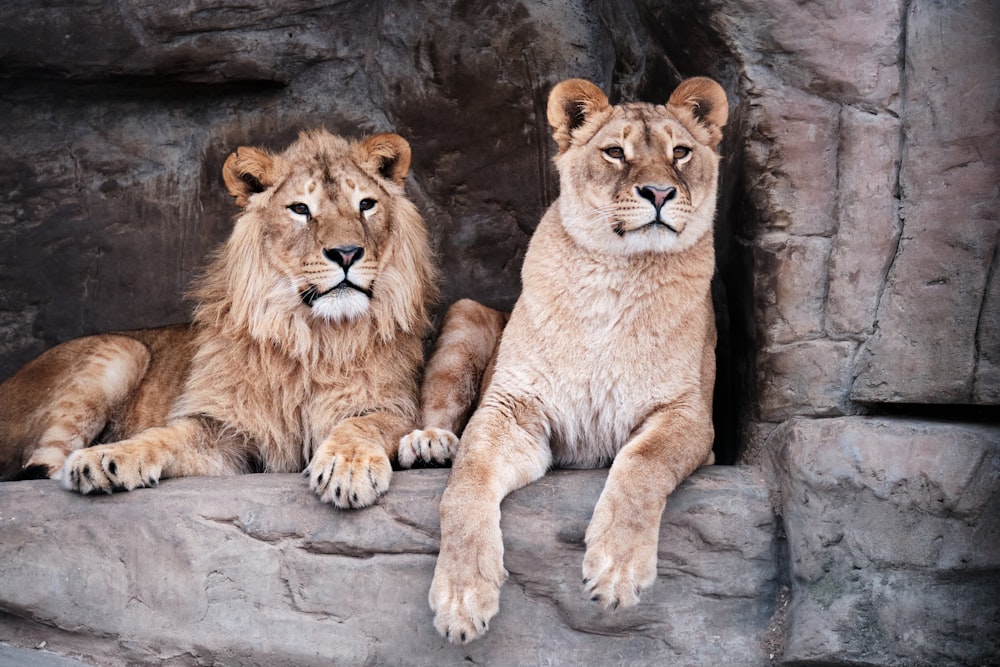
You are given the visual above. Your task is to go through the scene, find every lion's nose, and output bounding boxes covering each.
[637,185,677,211]
[324,244,365,269]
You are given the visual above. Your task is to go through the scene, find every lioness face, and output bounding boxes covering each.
[548,78,728,256]
[223,132,413,324]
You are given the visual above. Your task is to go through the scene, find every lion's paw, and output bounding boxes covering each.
[61,443,161,495]
[429,543,506,644]
[307,441,391,509]
[582,525,658,611]
[397,428,459,468]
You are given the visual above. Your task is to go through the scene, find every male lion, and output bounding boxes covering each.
[0,129,443,508]
[402,77,728,642]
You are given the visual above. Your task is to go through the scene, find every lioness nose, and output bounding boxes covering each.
[324,244,365,269]
[637,185,678,210]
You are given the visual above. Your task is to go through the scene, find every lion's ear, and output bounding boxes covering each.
[546,78,611,154]
[358,133,412,186]
[222,147,279,208]
[666,77,729,149]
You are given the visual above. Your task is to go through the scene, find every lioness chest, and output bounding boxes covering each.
[488,213,714,467]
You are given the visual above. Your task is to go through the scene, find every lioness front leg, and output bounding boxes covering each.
[61,418,230,494]
[430,399,550,643]
[308,412,409,509]
[583,403,713,609]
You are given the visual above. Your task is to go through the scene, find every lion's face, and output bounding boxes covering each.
[547,78,728,256]
[253,142,394,324]
[219,131,433,334]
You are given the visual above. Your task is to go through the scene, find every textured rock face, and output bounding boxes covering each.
[0,0,719,371]
[769,418,1000,666]
[0,468,778,667]
[732,0,999,415]
[850,0,1000,404]
[3,429,996,667]
[0,0,998,665]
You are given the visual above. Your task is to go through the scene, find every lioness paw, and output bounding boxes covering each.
[61,444,161,495]
[429,516,507,644]
[308,441,391,509]
[429,554,505,644]
[582,525,658,611]
[397,428,459,468]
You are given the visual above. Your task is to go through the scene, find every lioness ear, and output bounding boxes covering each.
[358,133,412,186]
[223,147,279,208]
[666,77,729,148]
[546,78,611,154]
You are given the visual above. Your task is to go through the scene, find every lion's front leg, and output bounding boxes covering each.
[429,399,551,643]
[61,418,224,494]
[582,401,713,610]
[308,412,409,509]
[398,299,507,470]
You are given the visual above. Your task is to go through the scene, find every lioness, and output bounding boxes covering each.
[0,129,443,508]
[403,77,728,642]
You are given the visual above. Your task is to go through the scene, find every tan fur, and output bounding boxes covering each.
[412,77,728,642]
[0,129,441,509]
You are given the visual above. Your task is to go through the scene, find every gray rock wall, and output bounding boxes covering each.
[769,417,1000,665]
[733,0,1000,416]
[0,0,998,665]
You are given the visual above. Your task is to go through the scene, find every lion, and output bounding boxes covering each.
[400,76,729,642]
[0,129,444,508]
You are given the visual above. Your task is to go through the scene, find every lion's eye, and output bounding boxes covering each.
[359,198,377,213]
[603,146,625,160]
[673,146,692,161]
[288,203,311,218]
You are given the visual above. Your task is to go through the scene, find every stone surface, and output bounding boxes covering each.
[769,417,1000,666]
[753,233,830,345]
[849,0,1000,404]
[826,108,901,338]
[721,0,904,109]
[743,83,840,237]
[0,467,777,667]
[0,646,92,667]
[756,340,856,421]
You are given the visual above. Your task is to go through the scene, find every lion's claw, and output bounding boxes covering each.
[429,516,506,644]
[308,442,391,509]
[61,444,160,495]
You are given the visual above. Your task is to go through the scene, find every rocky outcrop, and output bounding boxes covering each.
[2,420,996,667]
[769,417,1000,665]
[0,468,779,666]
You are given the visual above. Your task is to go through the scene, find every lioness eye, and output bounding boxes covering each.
[288,203,311,217]
[673,146,692,161]
[603,146,625,160]
[359,198,376,212]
